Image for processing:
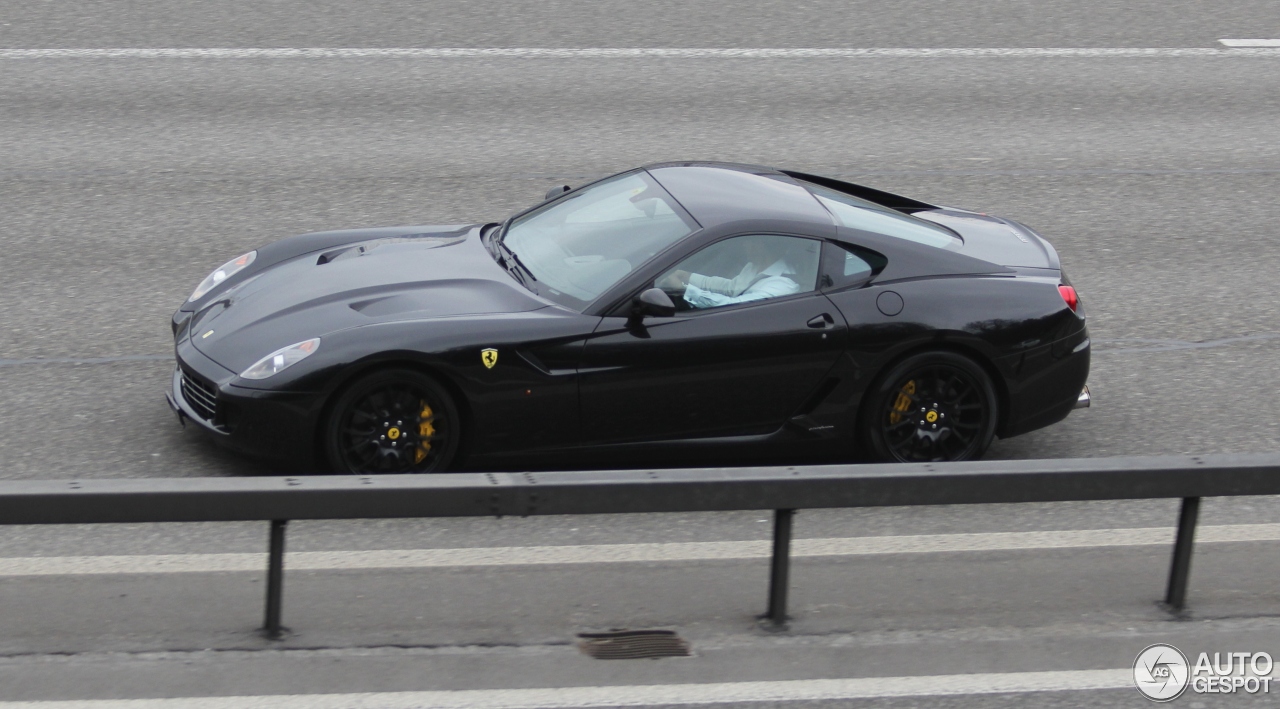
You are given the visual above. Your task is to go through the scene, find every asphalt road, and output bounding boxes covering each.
[1,0,1278,48]
[2,1,1280,706]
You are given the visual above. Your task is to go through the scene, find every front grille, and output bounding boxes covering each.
[180,369,218,422]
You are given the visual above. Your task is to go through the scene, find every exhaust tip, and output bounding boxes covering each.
[1074,385,1091,409]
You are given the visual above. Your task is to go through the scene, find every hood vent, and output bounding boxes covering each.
[317,233,468,265]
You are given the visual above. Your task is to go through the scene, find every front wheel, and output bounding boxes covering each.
[861,351,998,463]
[322,369,461,474]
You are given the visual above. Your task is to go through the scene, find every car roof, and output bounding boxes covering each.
[644,162,836,230]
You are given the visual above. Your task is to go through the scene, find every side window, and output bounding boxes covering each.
[655,234,821,312]
[819,241,887,290]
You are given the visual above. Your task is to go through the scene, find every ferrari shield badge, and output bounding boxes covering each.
[481,348,499,369]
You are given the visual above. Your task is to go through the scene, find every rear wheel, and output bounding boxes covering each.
[323,369,460,474]
[861,351,998,463]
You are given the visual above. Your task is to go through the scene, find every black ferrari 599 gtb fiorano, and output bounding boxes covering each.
[168,162,1090,472]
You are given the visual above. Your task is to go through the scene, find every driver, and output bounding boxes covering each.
[658,236,801,309]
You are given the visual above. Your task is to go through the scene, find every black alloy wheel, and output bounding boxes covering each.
[323,369,460,474]
[862,351,998,463]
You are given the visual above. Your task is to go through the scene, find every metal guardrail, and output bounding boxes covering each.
[3,453,1279,638]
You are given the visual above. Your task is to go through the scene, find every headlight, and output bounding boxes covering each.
[189,251,256,302]
[240,338,320,380]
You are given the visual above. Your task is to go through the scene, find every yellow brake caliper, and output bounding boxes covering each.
[889,380,916,424]
[415,401,435,464]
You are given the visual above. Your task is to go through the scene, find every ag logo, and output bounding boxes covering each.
[1134,643,1190,702]
[481,348,499,369]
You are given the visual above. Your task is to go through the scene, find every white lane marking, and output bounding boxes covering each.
[0,669,1135,707]
[1220,39,1280,47]
[1,47,1279,59]
[2,524,1276,576]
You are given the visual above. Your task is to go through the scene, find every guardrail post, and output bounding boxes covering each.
[765,509,795,628]
[263,519,288,638]
[1164,497,1200,612]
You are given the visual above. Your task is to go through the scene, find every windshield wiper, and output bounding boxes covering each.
[504,248,537,284]
[494,237,538,290]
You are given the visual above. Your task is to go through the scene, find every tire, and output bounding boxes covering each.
[861,351,998,463]
[322,368,461,474]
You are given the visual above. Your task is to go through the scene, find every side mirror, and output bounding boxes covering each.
[629,288,676,323]
[544,185,571,201]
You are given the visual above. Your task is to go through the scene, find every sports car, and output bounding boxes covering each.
[168,161,1090,472]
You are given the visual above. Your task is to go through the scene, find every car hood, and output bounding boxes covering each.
[915,209,1059,270]
[188,227,548,372]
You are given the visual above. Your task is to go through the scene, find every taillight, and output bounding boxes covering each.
[1058,284,1078,312]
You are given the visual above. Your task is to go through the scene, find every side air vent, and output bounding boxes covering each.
[796,377,841,415]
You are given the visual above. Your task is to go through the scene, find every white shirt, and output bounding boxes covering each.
[683,258,801,309]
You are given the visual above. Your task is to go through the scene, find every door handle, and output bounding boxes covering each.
[807,313,836,329]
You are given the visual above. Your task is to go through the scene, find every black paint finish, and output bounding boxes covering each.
[170,162,1089,470]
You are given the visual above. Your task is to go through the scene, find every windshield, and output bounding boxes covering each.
[800,180,961,250]
[503,171,698,309]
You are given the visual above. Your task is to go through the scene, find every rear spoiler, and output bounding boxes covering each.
[781,170,938,214]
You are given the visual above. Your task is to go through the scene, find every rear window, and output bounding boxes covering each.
[799,181,960,249]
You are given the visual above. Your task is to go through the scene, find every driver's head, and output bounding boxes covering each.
[743,235,788,267]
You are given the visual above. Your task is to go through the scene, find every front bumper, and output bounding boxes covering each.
[170,340,322,466]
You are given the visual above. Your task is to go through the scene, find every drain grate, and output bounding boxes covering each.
[577,629,691,660]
